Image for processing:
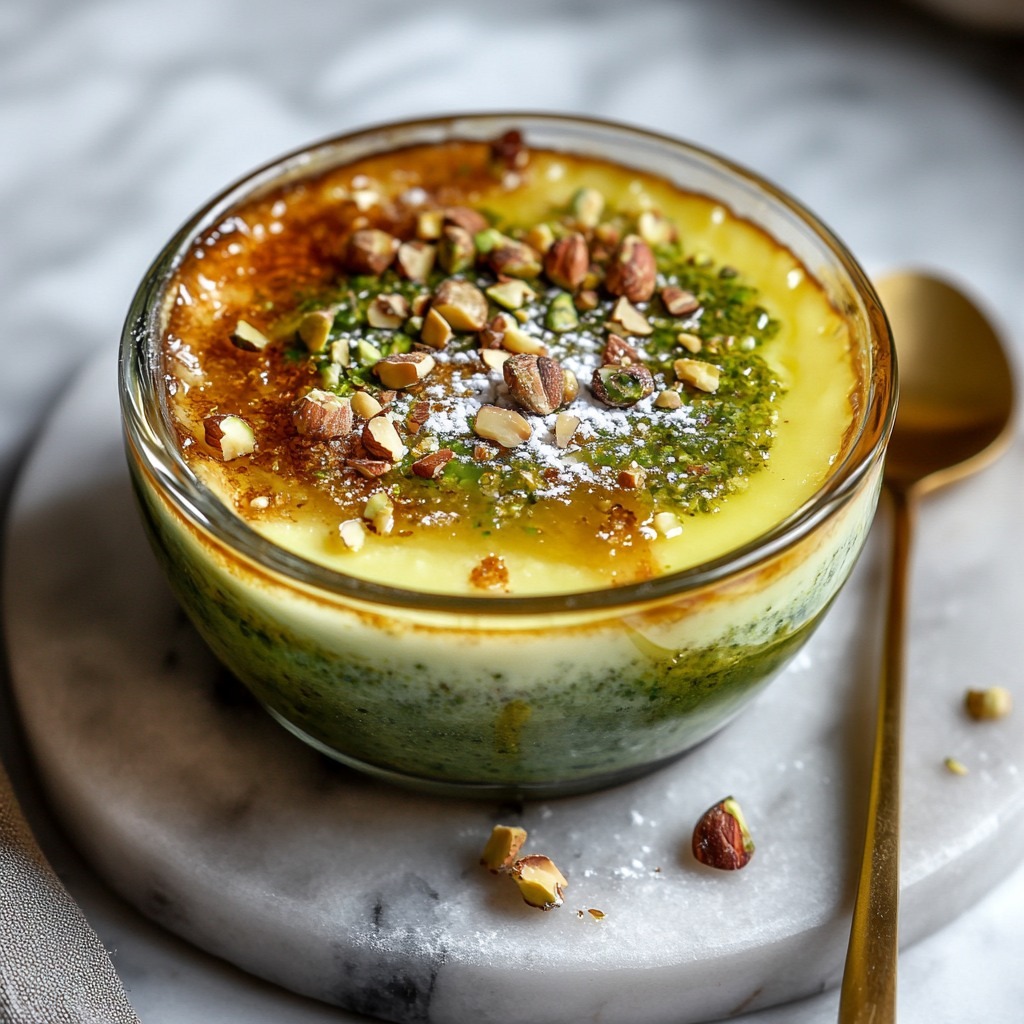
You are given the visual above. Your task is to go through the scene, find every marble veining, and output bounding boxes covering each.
[3,352,1023,1023]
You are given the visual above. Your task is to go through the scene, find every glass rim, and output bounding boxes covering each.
[119,110,896,618]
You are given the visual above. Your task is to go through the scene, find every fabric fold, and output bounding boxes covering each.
[0,764,140,1024]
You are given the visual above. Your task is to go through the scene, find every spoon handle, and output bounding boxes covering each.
[838,486,914,1023]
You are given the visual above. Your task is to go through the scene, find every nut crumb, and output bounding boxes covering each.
[203,414,255,461]
[510,855,567,910]
[675,358,721,393]
[469,554,510,591]
[965,686,1012,720]
[480,825,528,873]
[230,319,271,352]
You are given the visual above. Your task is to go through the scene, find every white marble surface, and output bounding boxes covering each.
[2,1,1023,1022]
[5,352,1024,1023]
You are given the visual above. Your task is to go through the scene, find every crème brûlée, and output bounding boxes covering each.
[161,132,863,597]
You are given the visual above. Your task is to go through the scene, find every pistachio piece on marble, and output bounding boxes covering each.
[480,825,529,873]
[510,855,568,910]
[965,686,1013,720]
[692,796,754,870]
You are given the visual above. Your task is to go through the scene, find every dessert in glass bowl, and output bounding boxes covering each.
[120,113,894,797]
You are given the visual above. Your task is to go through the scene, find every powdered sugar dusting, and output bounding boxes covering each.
[412,282,706,502]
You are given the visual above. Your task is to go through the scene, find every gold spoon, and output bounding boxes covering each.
[838,271,1017,1022]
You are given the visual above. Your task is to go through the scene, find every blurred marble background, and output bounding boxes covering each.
[2,1,1023,1022]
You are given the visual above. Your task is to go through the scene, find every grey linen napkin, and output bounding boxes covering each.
[0,764,141,1024]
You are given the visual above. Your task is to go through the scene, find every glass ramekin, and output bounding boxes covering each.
[119,112,895,798]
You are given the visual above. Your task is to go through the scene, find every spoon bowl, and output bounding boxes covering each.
[878,272,1016,493]
[839,270,1016,1022]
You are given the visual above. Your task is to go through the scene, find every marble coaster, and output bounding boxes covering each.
[5,352,1024,1024]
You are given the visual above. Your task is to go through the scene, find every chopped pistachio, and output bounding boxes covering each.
[591,364,655,408]
[480,825,528,873]
[203,414,255,461]
[338,519,366,552]
[396,240,436,283]
[965,686,1013,720]
[570,186,605,228]
[230,319,271,352]
[356,339,383,366]
[637,210,676,247]
[373,352,435,389]
[545,292,579,333]
[618,464,646,490]
[319,362,341,390]
[363,492,394,535]
[292,390,353,439]
[432,279,488,331]
[437,225,476,274]
[415,209,443,240]
[351,391,384,419]
[653,511,683,538]
[297,310,332,353]
[366,293,411,330]
[474,405,532,448]
[554,412,580,449]
[488,237,542,279]
[480,348,511,371]
[329,338,351,367]
[501,322,546,356]
[486,279,536,310]
[473,227,504,253]
[510,855,568,910]
[362,415,407,462]
[608,296,653,337]
[525,222,555,254]
[674,358,721,393]
[421,307,453,349]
